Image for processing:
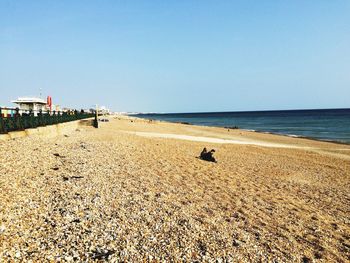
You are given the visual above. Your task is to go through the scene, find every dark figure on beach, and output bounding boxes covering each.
[199,148,217,163]
[200,147,207,159]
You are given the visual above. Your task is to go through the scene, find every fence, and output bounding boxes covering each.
[0,107,96,134]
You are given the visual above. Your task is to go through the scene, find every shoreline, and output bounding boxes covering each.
[256,130,350,146]
[130,115,350,146]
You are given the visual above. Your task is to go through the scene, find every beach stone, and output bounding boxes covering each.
[232,239,241,247]
[302,256,311,263]
[65,255,73,261]
[0,225,6,234]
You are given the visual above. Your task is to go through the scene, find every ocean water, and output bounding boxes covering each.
[134,109,350,144]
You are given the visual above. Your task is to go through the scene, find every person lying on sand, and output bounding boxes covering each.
[199,148,217,163]
[200,147,207,159]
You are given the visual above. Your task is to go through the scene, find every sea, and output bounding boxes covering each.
[134,108,350,144]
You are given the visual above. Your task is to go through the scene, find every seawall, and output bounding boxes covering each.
[0,118,93,141]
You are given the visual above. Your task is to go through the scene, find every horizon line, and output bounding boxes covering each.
[132,107,350,115]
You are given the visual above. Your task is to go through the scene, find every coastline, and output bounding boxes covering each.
[1,115,349,261]
[132,115,350,146]
[257,130,350,146]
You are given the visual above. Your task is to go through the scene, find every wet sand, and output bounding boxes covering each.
[0,116,349,262]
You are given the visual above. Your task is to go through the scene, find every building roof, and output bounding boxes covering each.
[12,97,47,105]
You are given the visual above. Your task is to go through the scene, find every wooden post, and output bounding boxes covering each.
[0,107,4,134]
[93,104,99,128]
[15,108,21,130]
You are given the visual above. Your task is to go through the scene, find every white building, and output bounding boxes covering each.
[11,97,48,116]
[99,106,110,115]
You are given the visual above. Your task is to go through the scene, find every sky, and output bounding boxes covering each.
[0,1,349,113]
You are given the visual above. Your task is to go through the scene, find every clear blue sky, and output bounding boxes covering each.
[1,1,349,112]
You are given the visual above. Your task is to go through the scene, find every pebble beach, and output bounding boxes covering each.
[1,116,349,262]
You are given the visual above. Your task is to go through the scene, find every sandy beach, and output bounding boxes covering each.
[0,116,349,262]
